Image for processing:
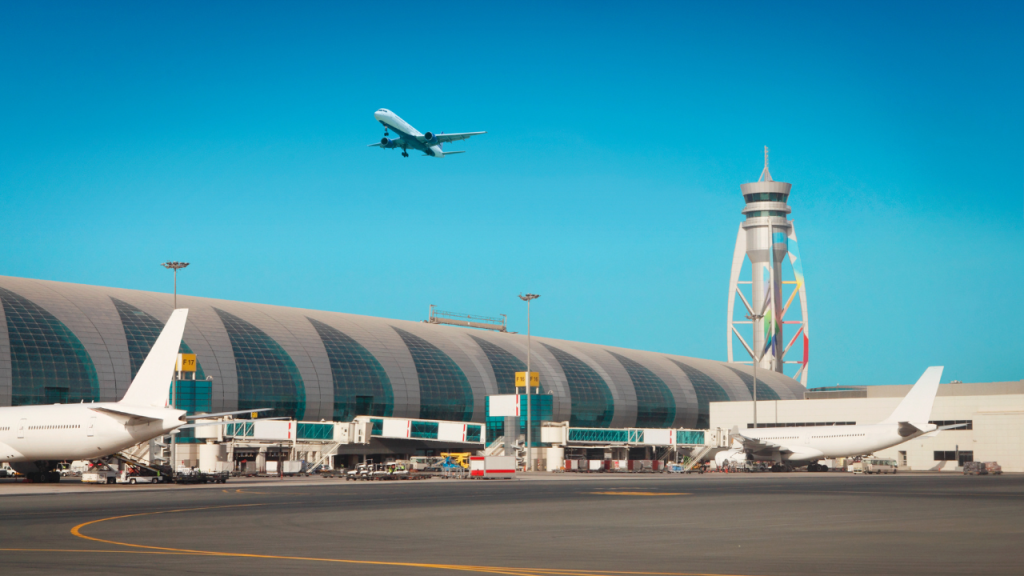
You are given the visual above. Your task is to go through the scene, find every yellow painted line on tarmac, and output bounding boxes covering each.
[589,491,690,496]
[220,487,311,495]
[68,505,754,576]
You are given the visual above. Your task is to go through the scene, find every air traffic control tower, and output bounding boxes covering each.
[727,148,810,386]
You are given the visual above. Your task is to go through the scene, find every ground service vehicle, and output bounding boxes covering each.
[862,458,898,474]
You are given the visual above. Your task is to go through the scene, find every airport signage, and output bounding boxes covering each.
[515,371,539,388]
[176,353,197,372]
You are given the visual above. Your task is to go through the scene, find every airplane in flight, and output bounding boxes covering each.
[716,366,966,471]
[368,109,485,157]
[0,309,265,483]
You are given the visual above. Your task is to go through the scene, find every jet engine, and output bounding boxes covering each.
[423,132,435,142]
[380,137,392,148]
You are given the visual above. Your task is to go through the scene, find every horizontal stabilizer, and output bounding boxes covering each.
[443,151,466,155]
[178,416,288,430]
[184,408,273,420]
[91,405,167,423]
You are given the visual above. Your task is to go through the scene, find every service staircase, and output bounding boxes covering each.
[304,441,342,474]
[682,446,713,471]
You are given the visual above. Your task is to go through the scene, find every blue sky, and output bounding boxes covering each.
[1,1,1021,387]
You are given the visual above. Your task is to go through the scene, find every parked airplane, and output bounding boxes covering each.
[368,109,485,157]
[717,366,965,471]
[0,309,263,483]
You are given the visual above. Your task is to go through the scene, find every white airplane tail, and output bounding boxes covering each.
[881,366,943,424]
[119,308,189,408]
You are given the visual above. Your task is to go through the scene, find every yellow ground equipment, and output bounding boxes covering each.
[440,452,471,470]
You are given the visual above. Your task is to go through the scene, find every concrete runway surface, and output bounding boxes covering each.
[1,473,1021,575]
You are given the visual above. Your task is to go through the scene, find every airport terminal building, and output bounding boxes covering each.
[0,276,806,430]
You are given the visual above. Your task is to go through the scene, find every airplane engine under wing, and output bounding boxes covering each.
[380,137,394,148]
[423,131,435,142]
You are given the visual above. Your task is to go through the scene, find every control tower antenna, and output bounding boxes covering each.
[758,146,773,183]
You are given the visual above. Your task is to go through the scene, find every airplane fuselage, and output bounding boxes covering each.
[374,109,447,157]
[0,403,184,468]
[739,423,920,463]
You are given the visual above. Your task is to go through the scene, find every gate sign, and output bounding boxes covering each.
[176,353,197,372]
[515,371,539,388]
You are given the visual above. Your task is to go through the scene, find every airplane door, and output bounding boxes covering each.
[18,418,26,439]
[87,416,96,437]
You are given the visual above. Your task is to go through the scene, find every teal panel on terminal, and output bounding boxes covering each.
[485,394,551,447]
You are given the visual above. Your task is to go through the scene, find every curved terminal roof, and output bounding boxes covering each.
[0,276,805,429]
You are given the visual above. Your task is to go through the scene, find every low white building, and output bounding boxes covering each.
[709,380,1024,472]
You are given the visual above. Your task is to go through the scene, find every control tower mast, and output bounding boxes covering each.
[727,148,810,385]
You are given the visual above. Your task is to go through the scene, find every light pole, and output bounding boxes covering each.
[519,293,540,471]
[745,312,764,429]
[162,261,188,477]
[161,261,189,309]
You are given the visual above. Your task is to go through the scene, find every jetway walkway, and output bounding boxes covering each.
[541,423,711,448]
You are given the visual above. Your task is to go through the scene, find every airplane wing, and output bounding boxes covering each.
[436,132,486,143]
[728,426,792,454]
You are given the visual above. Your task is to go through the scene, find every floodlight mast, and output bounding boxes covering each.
[745,312,765,429]
[518,293,540,472]
[161,261,190,309]
[161,260,188,477]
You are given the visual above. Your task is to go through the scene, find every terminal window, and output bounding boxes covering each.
[1,286,99,406]
[216,308,306,420]
[309,317,393,421]
[393,327,474,422]
[470,335,534,395]
[542,343,614,428]
[726,366,781,401]
[609,351,675,428]
[669,359,729,430]
[929,420,973,430]
[113,297,206,380]
[934,450,973,464]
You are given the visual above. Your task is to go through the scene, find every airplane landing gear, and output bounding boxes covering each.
[401,151,409,157]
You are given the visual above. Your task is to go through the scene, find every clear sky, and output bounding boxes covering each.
[1,1,1021,388]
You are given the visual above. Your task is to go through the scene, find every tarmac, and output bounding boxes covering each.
[1,472,1021,575]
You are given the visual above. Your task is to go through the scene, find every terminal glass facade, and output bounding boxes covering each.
[470,335,538,394]
[393,328,474,422]
[670,359,729,429]
[608,351,675,428]
[542,344,614,428]
[215,308,306,420]
[308,318,393,421]
[726,366,781,401]
[0,287,99,406]
[112,297,206,381]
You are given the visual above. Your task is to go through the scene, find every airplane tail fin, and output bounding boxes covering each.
[119,309,189,408]
[882,366,943,424]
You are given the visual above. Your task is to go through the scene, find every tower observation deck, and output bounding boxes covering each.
[727,148,810,386]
